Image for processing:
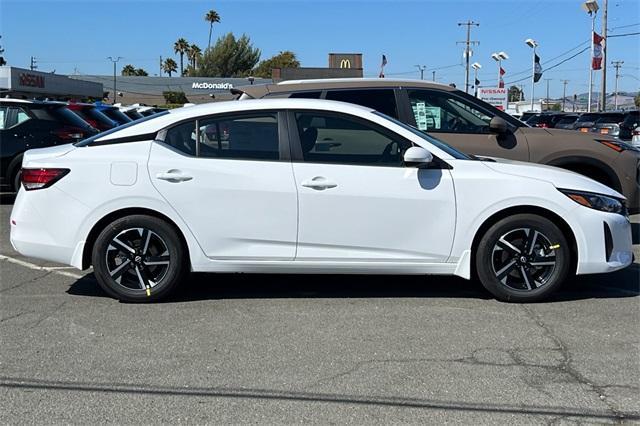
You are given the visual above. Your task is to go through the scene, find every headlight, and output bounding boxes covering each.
[559,189,627,216]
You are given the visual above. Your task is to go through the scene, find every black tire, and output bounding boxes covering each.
[12,169,22,193]
[7,154,24,193]
[475,214,570,303]
[92,215,187,302]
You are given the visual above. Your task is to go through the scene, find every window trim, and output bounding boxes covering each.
[286,109,418,168]
[156,110,289,162]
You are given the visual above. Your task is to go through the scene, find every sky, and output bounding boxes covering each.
[1,0,639,98]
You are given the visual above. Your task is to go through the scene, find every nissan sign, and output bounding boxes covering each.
[18,73,45,88]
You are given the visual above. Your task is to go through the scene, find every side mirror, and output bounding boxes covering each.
[489,116,508,134]
[403,146,433,167]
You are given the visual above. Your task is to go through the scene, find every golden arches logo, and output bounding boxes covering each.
[339,59,351,69]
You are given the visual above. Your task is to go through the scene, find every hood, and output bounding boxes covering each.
[482,157,625,199]
[519,126,617,141]
[23,143,76,164]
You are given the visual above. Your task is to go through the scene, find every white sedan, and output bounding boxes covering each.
[10,99,633,302]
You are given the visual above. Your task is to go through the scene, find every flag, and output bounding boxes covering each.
[534,54,543,83]
[475,78,480,86]
[592,32,604,70]
[499,67,505,76]
[499,79,504,88]
[379,54,387,78]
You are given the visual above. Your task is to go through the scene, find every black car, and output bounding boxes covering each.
[572,112,603,132]
[589,112,626,137]
[618,111,639,141]
[553,114,580,130]
[0,99,98,191]
[525,112,572,129]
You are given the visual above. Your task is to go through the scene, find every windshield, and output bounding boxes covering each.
[74,110,169,147]
[576,113,599,123]
[374,111,470,160]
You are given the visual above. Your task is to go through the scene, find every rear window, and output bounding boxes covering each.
[556,116,578,125]
[103,108,133,124]
[576,113,599,123]
[74,110,169,146]
[325,89,399,119]
[595,113,625,124]
[31,106,95,129]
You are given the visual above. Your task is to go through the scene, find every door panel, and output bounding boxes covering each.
[293,163,456,261]
[404,89,530,161]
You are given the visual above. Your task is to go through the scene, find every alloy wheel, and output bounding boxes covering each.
[490,227,557,291]
[105,228,170,292]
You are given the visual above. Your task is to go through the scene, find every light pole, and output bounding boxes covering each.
[107,56,122,105]
[561,80,569,111]
[432,70,436,81]
[471,62,481,97]
[543,78,553,110]
[414,65,426,80]
[582,0,599,112]
[611,60,623,109]
[490,51,508,87]
[525,38,538,111]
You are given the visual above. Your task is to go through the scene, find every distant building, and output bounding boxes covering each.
[273,53,363,82]
[0,66,102,100]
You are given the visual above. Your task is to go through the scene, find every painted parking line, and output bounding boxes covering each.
[0,254,84,280]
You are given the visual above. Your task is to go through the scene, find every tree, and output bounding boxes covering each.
[253,51,300,78]
[174,37,190,76]
[187,43,202,69]
[162,58,178,77]
[549,103,562,111]
[508,85,524,102]
[163,91,189,104]
[134,68,148,76]
[205,9,221,50]
[195,33,260,77]
[635,92,640,108]
[121,64,137,76]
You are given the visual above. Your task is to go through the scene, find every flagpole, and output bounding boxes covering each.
[588,11,595,112]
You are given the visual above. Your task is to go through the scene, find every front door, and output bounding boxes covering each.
[404,89,530,161]
[148,111,298,260]
[289,110,456,262]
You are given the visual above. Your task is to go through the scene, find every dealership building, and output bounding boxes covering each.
[0,66,103,100]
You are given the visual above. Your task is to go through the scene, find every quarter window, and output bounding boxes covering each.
[294,111,410,166]
[408,90,492,133]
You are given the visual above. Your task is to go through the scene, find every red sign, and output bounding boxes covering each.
[18,73,45,88]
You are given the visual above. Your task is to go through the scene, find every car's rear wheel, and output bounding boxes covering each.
[475,214,570,302]
[92,215,186,302]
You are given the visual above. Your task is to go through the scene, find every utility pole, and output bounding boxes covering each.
[544,78,552,110]
[432,70,436,81]
[457,20,480,94]
[611,60,623,109]
[600,0,608,111]
[159,55,163,76]
[30,56,37,71]
[414,65,426,80]
[107,56,122,105]
[561,80,569,111]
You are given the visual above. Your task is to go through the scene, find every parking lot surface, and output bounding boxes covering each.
[1,191,639,424]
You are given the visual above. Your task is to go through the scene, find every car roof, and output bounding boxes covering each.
[239,78,456,98]
[0,98,67,108]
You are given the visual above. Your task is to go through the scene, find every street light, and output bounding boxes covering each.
[491,51,508,88]
[582,0,599,112]
[471,62,481,97]
[525,39,538,111]
[107,56,122,105]
[414,65,427,80]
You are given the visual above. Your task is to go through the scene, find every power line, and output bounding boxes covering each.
[608,31,640,38]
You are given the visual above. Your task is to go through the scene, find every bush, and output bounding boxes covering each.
[162,91,189,104]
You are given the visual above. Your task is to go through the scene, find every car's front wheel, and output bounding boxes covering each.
[92,215,187,302]
[475,214,571,302]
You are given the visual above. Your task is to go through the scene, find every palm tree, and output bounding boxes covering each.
[121,64,136,76]
[162,58,178,77]
[205,9,221,49]
[174,38,190,76]
[187,44,202,69]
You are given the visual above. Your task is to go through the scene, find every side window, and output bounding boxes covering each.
[198,113,279,160]
[164,120,197,155]
[325,89,399,119]
[16,108,31,125]
[5,107,31,128]
[0,107,6,130]
[289,91,321,99]
[407,90,492,133]
[294,111,410,166]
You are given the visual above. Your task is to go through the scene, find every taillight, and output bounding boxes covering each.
[20,168,70,191]
[52,126,85,140]
[536,123,549,128]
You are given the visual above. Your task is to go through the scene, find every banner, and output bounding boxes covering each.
[592,32,604,70]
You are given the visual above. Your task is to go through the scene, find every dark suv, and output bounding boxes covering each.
[0,99,98,191]
[237,79,640,212]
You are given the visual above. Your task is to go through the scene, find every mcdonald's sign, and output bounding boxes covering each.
[339,59,351,69]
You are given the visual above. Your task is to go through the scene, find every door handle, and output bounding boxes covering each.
[155,170,193,183]
[301,176,337,190]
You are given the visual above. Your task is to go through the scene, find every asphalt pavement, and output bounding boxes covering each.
[1,190,639,424]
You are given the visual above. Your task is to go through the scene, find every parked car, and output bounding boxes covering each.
[137,106,168,116]
[119,105,145,120]
[237,79,640,212]
[94,103,133,126]
[520,112,537,122]
[11,99,632,303]
[66,102,118,132]
[572,112,603,132]
[618,110,639,142]
[525,112,571,128]
[0,99,98,191]
[632,125,640,148]
[552,114,580,130]
[589,112,626,137]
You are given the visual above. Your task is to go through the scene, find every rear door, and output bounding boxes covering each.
[148,111,298,260]
[401,88,530,161]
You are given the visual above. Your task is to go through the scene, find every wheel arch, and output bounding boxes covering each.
[81,207,190,270]
[545,156,621,192]
[470,205,578,278]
